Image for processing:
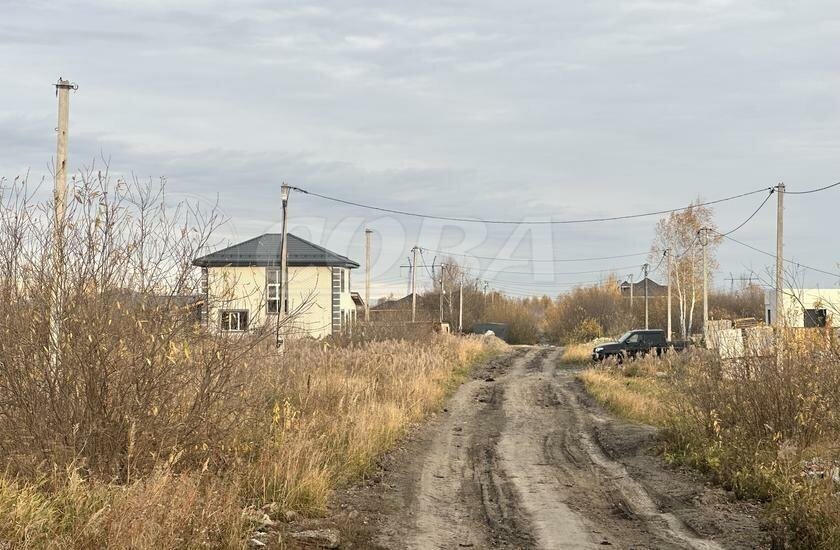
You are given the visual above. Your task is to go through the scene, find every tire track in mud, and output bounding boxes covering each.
[466,380,535,548]
[329,346,769,550]
[555,383,725,550]
[497,348,595,548]
[378,347,539,550]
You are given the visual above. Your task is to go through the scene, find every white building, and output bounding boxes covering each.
[764,288,840,328]
[193,233,359,338]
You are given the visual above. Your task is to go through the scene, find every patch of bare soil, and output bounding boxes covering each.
[276,346,770,549]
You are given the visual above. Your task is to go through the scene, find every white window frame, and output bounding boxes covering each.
[267,268,281,314]
[220,309,248,332]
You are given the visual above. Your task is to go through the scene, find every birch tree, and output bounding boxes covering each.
[650,202,720,338]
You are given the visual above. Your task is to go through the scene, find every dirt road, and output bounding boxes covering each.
[326,347,769,549]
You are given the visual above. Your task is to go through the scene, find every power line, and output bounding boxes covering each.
[417,247,649,263]
[489,280,614,292]
[496,288,556,297]
[402,263,640,276]
[649,251,667,274]
[666,188,772,261]
[718,188,775,236]
[785,181,840,195]
[289,185,772,225]
[417,249,436,279]
[713,231,840,278]
[494,281,622,296]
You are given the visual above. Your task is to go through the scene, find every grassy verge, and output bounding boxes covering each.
[578,366,669,426]
[579,345,840,549]
[560,342,595,365]
[0,334,506,548]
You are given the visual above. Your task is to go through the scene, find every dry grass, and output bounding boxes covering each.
[238,334,504,512]
[578,369,669,426]
[0,171,509,548]
[0,332,504,548]
[560,342,596,365]
[580,336,840,549]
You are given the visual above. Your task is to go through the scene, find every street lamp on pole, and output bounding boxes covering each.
[277,183,290,349]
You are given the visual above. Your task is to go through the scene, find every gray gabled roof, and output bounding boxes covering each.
[193,233,359,268]
[619,277,667,296]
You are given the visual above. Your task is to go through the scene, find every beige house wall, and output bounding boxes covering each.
[765,288,840,327]
[337,267,357,328]
[206,265,356,339]
[286,266,333,339]
[207,266,266,328]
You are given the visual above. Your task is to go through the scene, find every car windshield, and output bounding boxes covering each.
[617,331,634,343]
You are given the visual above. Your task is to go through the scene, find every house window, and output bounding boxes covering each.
[220,310,248,332]
[804,309,827,328]
[267,268,281,314]
[340,269,346,292]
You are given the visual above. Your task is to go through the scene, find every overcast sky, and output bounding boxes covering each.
[1,0,838,298]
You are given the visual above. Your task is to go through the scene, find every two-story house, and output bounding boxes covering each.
[193,233,359,338]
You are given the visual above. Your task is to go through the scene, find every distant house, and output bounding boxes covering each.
[371,293,429,321]
[350,292,365,317]
[619,277,668,297]
[193,233,359,338]
[764,288,840,327]
[372,293,415,312]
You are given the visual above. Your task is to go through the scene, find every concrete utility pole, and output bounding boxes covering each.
[775,183,785,328]
[458,274,464,332]
[483,280,488,303]
[438,264,444,324]
[666,249,672,342]
[629,273,634,312]
[447,266,454,321]
[50,77,75,370]
[700,228,709,328]
[643,264,649,329]
[277,183,290,348]
[411,246,418,323]
[364,229,372,322]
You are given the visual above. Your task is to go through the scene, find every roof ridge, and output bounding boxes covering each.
[287,233,353,262]
[193,232,358,268]
[194,233,267,263]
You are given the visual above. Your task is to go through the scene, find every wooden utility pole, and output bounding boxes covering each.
[277,183,290,348]
[643,264,649,329]
[775,183,785,328]
[666,249,672,341]
[364,229,372,321]
[50,78,75,370]
[700,227,709,328]
[411,246,418,322]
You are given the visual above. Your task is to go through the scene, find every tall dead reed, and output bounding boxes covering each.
[0,169,505,547]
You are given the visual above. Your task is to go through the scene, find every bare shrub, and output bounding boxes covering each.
[661,337,840,546]
[0,168,507,547]
[709,286,764,321]
[0,169,270,480]
[543,278,632,344]
[483,298,541,344]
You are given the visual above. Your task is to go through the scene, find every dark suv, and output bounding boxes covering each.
[592,329,687,363]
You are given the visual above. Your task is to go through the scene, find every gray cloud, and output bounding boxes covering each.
[1,0,838,297]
